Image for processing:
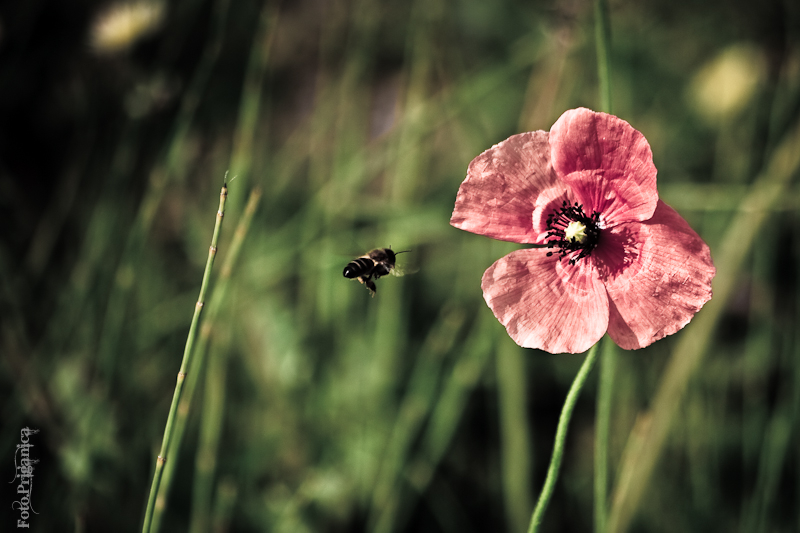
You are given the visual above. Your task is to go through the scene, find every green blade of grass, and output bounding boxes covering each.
[367,307,465,530]
[148,187,262,533]
[142,181,229,533]
[593,1,614,530]
[595,337,616,533]
[188,325,231,533]
[497,337,533,533]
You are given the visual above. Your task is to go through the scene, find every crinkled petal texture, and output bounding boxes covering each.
[599,200,715,349]
[451,131,567,244]
[550,108,658,226]
[454,108,715,354]
[482,249,609,354]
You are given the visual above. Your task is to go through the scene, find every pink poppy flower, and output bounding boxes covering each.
[451,108,715,354]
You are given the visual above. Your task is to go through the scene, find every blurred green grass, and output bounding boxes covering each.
[1,0,799,532]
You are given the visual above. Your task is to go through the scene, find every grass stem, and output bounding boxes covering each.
[594,0,613,114]
[592,5,614,530]
[148,187,262,533]
[594,338,616,533]
[141,182,228,533]
[497,339,533,533]
[527,342,599,533]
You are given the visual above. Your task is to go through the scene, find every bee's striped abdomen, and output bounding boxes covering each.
[343,257,375,279]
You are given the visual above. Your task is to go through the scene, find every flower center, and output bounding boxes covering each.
[564,221,587,243]
[545,200,601,264]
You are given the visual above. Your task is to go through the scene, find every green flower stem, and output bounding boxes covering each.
[149,187,262,533]
[594,0,613,114]
[141,182,229,533]
[592,3,614,531]
[594,338,617,533]
[527,343,600,533]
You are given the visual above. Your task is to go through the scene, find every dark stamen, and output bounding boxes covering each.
[545,200,601,265]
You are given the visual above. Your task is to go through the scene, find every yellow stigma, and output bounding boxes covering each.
[565,221,587,243]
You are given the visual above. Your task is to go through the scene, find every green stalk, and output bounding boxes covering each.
[497,340,533,533]
[149,187,262,533]
[187,188,262,533]
[141,182,228,533]
[594,0,613,114]
[594,338,616,533]
[150,13,272,526]
[527,343,599,533]
[367,308,465,532]
[593,3,613,530]
[188,326,230,533]
[374,312,495,533]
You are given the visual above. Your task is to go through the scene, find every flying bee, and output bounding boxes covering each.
[343,248,410,296]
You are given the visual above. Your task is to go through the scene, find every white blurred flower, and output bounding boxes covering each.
[91,2,164,54]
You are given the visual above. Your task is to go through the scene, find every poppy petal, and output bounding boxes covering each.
[451,131,567,244]
[601,201,715,349]
[549,108,658,226]
[481,249,609,353]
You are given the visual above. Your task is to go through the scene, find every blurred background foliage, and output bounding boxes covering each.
[1,0,799,531]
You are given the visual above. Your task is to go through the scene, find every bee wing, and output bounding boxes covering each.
[390,265,418,277]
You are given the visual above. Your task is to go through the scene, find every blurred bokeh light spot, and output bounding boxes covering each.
[90,1,164,54]
[688,43,765,122]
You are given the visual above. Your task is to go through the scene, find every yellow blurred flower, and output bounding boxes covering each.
[90,2,164,54]
[688,44,765,122]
